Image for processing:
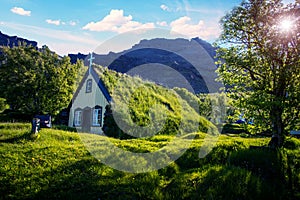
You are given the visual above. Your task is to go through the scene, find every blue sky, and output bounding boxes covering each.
[0,0,295,55]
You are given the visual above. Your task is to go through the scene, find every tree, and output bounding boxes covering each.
[216,0,300,147]
[0,44,83,117]
[0,98,8,112]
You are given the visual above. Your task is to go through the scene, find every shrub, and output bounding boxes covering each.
[0,98,9,113]
[283,137,300,150]
[222,123,247,134]
[52,125,77,132]
[158,162,180,179]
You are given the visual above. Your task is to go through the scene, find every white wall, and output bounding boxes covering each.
[69,73,109,134]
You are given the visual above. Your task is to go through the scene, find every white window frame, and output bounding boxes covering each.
[74,110,82,126]
[92,106,102,126]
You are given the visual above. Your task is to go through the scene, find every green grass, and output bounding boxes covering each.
[95,66,218,138]
[0,123,299,199]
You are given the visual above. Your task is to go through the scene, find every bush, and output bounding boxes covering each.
[0,110,32,122]
[52,125,77,132]
[283,137,300,150]
[0,98,9,113]
[158,162,180,179]
[222,123,247,134]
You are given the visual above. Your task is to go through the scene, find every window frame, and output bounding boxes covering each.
[74,109,82,127]
[92,105,102,127]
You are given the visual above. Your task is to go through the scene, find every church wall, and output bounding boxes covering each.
[69,72,110,134]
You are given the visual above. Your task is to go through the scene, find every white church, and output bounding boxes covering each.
[68,53,111,134]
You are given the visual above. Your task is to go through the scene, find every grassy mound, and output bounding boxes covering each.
[95,66,218,138]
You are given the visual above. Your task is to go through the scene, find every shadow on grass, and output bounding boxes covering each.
[1,156,166,200]
[32,159,164,200]
[164,165,267,200]
[1,158,125,200]
[31,159,110,200]
[0,131,34,143]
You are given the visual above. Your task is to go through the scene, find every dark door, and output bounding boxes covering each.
[82,107,91,133]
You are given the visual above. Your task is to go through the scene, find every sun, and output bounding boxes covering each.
[278,18,294,32]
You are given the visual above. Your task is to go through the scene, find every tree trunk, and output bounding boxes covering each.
[268,106,285,148]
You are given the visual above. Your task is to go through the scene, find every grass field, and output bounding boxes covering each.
[0,123,299,199]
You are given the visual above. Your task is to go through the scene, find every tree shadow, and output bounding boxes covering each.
[0,131,33,143]
[30,159,129,200]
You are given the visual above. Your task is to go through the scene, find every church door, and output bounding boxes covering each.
[82,107,91,133]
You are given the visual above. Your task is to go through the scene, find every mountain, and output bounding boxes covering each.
[70,37,221,94]
[0,31,221,94]
[0,31,37,48]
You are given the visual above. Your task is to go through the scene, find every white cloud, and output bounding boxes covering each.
[170,16,220,40]
[160,4,182,12]
[46,19,61,26]
[46,19,78,26]
[69,21,77,26]
[82,9,155,33]
[160,4,170,11]
[10,7,31,16]
[156,21,168,26]
[1,21,100,55]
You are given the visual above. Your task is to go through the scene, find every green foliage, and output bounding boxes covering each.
[97,66,217,138]
[0,110,32,122]
[0,123,299,199]
[216,0,300,146]
[0,98,9,112]
[283,137,300,150]
[0,44,83,117]
[198,92,230,124]
[222,123,247,134]
[103,104,128,139]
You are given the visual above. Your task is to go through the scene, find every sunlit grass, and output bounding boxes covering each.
[0,123,299,199]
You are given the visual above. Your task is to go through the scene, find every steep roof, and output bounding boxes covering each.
[72,66,112,103]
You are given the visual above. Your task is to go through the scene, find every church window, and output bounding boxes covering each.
[74,110,82,126]
[92,105,102,126]
[86,79,92,93]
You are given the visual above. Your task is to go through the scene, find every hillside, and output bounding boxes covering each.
[0,31,37,48]
[1,123,299,199]
[93,65,217,138]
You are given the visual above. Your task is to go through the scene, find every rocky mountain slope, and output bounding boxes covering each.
[70,38,221,94]
[0,31,37,48]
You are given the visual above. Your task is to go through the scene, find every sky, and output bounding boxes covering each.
[0,0,295,55]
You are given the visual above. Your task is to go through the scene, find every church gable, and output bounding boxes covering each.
[68,53,111,134]
[71,67,111,104]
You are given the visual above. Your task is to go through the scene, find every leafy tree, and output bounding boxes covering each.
[0,44,82,117]
[0,98,8,112]
[216,0,300,147]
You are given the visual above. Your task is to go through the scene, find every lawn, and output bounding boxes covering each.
[0,123,299,199]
